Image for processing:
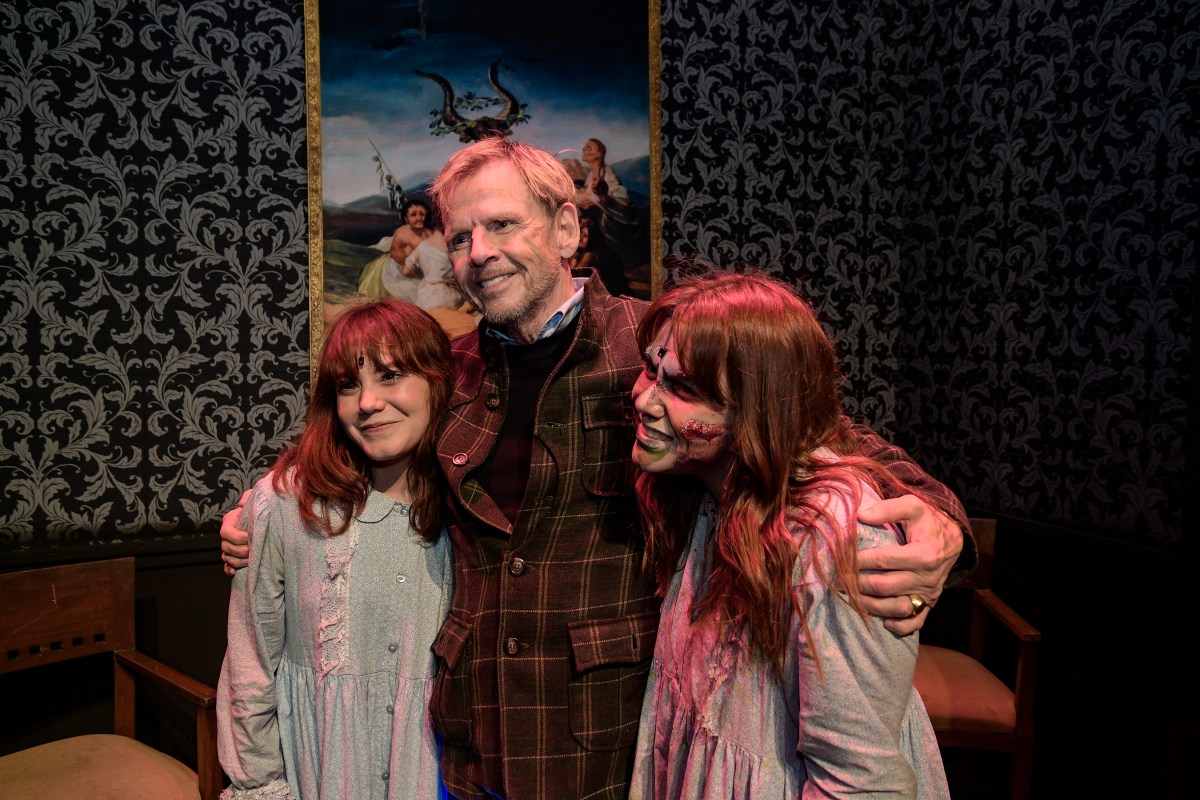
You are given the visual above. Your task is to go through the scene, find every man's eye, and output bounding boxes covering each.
[447,233,471,251]
[493,220,512,231]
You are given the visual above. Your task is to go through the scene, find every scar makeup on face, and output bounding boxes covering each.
[674,418,730,465]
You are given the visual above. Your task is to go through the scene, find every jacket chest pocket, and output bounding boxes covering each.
[580,392,637,497]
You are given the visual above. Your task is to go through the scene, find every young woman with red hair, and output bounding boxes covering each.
[217,299,453,800]
[628,271,950,799]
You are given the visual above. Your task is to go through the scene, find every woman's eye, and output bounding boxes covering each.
[661,375,696,399]
[337,380,358,393]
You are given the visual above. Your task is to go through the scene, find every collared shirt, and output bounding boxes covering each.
[482,277,587,344]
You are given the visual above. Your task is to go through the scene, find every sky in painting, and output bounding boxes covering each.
[315,0,652,205]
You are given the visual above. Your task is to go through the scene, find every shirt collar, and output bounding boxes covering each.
[484,277,587,345]
[355,489,412,524]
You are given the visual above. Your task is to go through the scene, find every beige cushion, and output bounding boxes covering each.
[0,733,198,800]
[914,645,1016,733]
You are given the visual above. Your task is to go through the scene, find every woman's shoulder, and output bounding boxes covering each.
[244,468,309,525]
[788,452,896,547]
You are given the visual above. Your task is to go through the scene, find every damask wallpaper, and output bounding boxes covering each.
[657,0,1194,547]
[1,1,311,551]
[0,0,1192,557]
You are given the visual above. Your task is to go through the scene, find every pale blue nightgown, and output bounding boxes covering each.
[631,478,951,800]
[217,471,450,800]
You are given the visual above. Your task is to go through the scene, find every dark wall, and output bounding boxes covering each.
[657,0,1192,549]
[0,1,1192,798]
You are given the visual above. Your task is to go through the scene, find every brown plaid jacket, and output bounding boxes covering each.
[430,272,972,800]
[433,273,657,800]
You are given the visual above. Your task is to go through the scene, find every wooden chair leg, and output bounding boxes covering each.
[1010,740,1034,800]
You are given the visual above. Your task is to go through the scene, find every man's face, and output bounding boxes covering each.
[442,161,578,341]
[406,204,428,230]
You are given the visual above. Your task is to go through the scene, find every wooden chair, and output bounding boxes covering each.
[0,557,222,800]
[914,518,1041,800]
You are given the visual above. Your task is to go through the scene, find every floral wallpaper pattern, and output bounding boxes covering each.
[657,0,1194,546]
[1,0,309,549]
[0,0,1190,555]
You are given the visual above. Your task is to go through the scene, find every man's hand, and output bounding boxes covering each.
[856,495,964,636]
[219,489,252,576]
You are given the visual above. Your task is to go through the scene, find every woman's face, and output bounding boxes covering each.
[336,359,433,478]
[631,320,733,492]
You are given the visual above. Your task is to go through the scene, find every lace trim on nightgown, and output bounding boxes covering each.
[316,497,411,681]
[220,776,297,800]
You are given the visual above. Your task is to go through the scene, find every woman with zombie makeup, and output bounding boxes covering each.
[628,270,950,799]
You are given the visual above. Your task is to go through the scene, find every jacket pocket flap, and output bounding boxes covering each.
[567,609,659,673]
[432,612,473,669]
[581,392,633,430]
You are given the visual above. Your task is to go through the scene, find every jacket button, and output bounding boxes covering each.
[452,452,468,465]
[509,558,525,576]
[505,637,519,655]
[486,393,501,409]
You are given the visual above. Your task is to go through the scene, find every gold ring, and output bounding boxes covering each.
[909,595,927,617]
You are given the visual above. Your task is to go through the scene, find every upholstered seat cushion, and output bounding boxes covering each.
[0,733,199,800]
[914,645,1017,732]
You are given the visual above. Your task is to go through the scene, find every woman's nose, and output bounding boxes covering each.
[633,381,662,415]
[359,386,384,413]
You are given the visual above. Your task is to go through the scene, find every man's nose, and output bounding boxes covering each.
[469,229,498,266]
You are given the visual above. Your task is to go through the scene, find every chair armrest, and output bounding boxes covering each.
[115,649,217,708]
[975,588,1042,642]
[114,649,223,800]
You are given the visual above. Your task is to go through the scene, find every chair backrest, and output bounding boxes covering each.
[967,517,996,589]
[1,557,135,675]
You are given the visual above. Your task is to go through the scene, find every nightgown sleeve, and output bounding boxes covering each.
[216,474,298,800]
[793,492,925,799]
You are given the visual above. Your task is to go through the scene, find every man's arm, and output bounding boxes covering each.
[220,489,252,576]
[849,421,977,636]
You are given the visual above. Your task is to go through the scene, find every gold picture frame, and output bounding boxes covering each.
[302,0,663,367]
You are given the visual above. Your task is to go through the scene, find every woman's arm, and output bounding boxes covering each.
[792,499,930,798]
[216,478,298,799]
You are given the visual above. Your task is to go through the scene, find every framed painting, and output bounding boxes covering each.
[303,0,663,362]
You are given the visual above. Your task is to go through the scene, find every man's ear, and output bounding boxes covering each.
[555,202,581,258]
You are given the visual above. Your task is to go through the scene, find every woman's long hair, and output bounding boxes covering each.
[272,299,453,540]
[635,269,907,675]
